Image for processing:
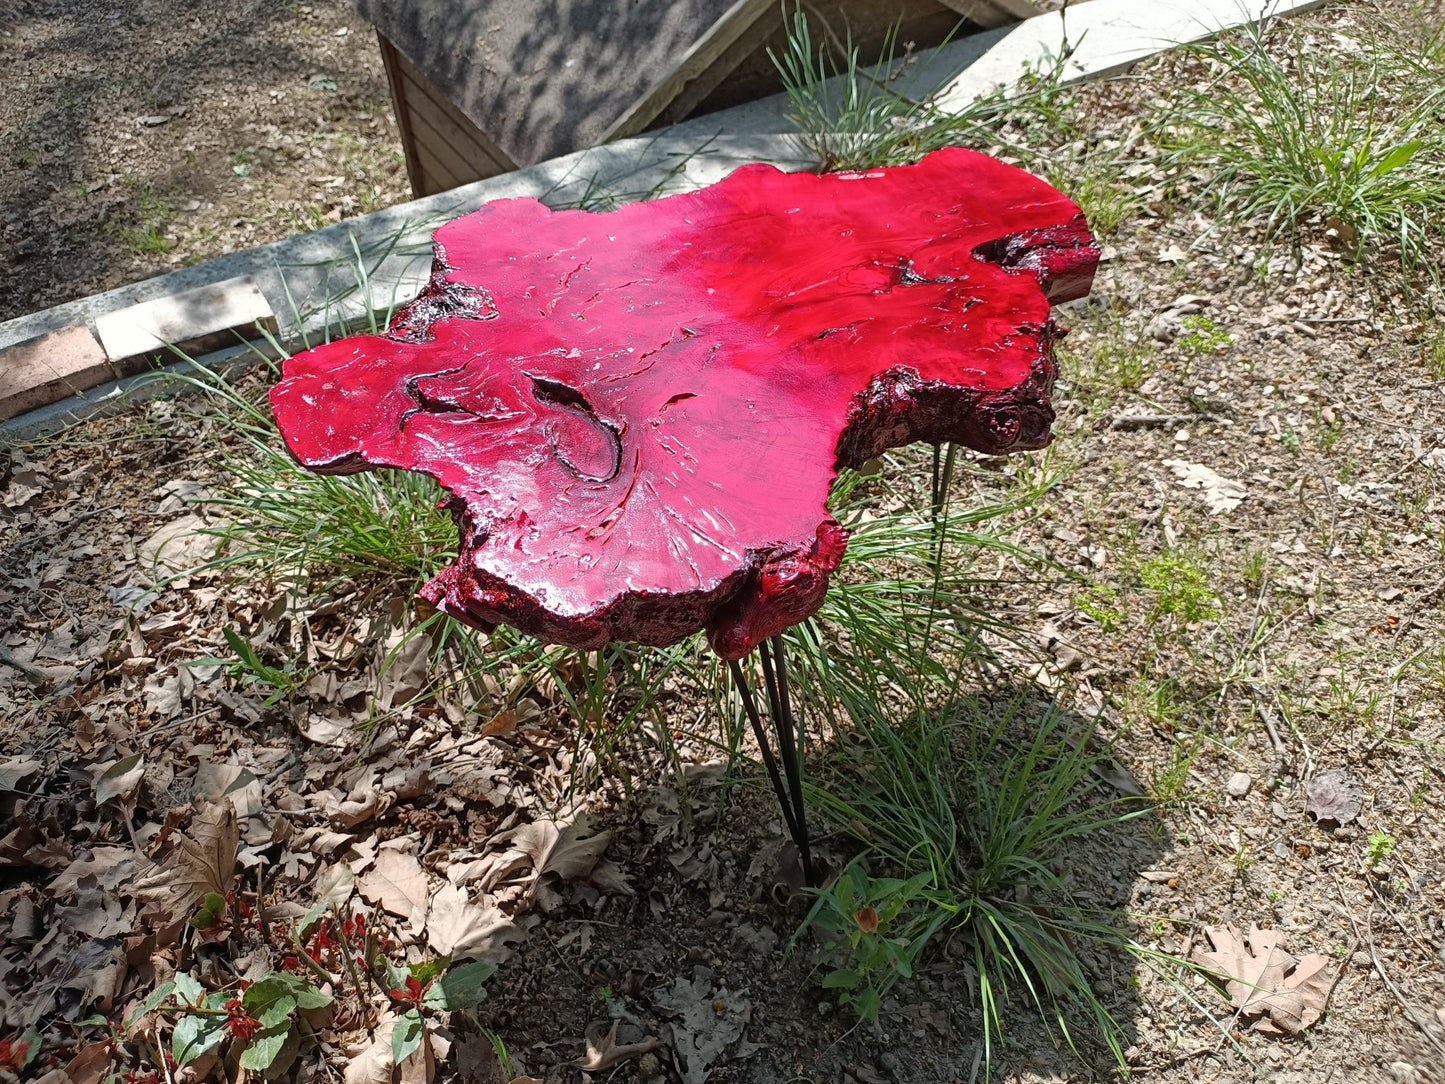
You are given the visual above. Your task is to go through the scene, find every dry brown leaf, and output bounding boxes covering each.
[573,1020,661,1071]
[1306,769,1362,825]
[1162,459,1247,514]
[398,1038,434,1084]
[0,755,42,791]
[318,787,388,827]
[316,861,355,910]
[344,1016,397,1084]
[136,513,215,585]
[453,1032,509,1084]
[48,846,135,898]
[1192,923,1333,1035]
[192,762,264,818]
[426,883,523,963]
[358,850,428,921]
[515,814,611,884]
[129,801,238,923]
[92,753,145,806]
[64,1040,114,1084]
[479,709,516,739]
[379,629,432,709]
[654,967,760,1084]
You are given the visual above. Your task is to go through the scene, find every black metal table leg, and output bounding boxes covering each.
[729,637,815,887]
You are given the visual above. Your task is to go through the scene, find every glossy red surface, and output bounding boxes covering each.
[270,147,1097,657]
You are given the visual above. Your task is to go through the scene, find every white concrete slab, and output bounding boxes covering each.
[933,0,1327,112]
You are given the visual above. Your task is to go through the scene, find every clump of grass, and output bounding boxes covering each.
[1164,17,1445,278]
[116,180,178,256]
[1121,676,1184,734]
[803,688,1148,1070]
[769,4,1074,172]
[1425,325,1445,379]
[203,384,456,590]
[1042,151,1144,239]
[1060,305,1156,397]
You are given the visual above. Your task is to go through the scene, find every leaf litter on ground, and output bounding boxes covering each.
[1191,923,1334,1035]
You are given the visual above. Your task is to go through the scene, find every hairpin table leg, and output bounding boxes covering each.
[729,638,815,887]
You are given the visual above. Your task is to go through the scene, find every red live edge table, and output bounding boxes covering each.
[271,147,1098,882]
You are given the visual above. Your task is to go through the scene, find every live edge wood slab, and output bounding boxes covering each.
[271,147,1098,658]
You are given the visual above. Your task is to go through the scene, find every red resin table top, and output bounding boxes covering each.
[271,147,1097,658]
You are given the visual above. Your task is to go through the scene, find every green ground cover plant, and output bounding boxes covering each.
[1164,14,1445,280]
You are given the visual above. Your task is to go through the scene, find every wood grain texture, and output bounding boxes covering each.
[271,149,1097,656]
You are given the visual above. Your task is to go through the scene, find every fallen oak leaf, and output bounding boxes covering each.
[315,861,355,910]
[0,756,42,791]
[1162,459,1247,514]
[515,813,610,885]
[1191,923,1334,1035]
[344,1014,398,1084]
[573,1020,661,1071]
[191,762,264,818]
[47,845,136,898]
[426,883,523,963]
[129,800,238,924]
[358,849,429,922]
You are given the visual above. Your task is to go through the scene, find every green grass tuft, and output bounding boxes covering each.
[1164,17,1445,279]
[802,689,1147,1070]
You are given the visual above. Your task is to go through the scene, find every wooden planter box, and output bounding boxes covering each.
[358,0,1043,198]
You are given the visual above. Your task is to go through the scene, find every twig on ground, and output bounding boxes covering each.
[1250,690,1287,757]
[1108,412,1196,430]
[1269,693,1315,778]
[0,646,52,687]
[1366,914,1445,1062]
[155,1026,177,1084]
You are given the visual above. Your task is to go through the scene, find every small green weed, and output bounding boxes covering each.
[129,897,494,1077]
[1176,315,1232,358]
[1121,676,1184,734]
[192,627,309,705]
[1139,553,1221,625]
[1063,309,1155,396]
[1146,736,1199,807]
[381,958,496,1066]
[1365,831,1397,866]
[1044,154,1143,239]
[1426,327,1445,378]
[116,179,177,255]
[1241,547,1268,593]
[1075,582,1128,633]
[129,971,331,1074]
[802,865,940,1021]
[1320,654,1384,728]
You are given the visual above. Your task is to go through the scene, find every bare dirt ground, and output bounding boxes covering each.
[2,3,1444,1084]
[0,0,405,323]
